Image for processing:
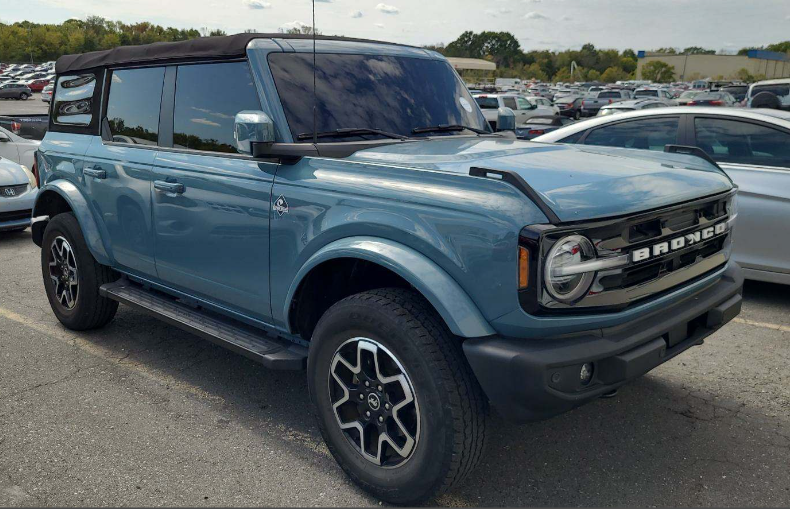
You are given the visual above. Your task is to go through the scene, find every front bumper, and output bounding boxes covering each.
[0,187,37,231]
[463,262,743,423]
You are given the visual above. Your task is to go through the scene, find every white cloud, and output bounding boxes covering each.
[280,20,308,31]
[485,7,512,17]
[350,10,362,18]
[524,11,549,20]
[374,23,385,28]
[376,3,399,14]
[561,15,572,21]
[523,0,541,3]
[242,0,270,9]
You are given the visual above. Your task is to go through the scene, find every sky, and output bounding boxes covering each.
[2,0,790,52]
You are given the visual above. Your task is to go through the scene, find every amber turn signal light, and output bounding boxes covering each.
[518,246,530,289]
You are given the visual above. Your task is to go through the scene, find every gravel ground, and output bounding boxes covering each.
[0,229,788,506]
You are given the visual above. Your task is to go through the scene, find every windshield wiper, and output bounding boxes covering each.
[411,124,490,135]
[296,128,408,141]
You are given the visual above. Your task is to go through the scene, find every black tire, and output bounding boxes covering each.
[41,212,119,330]
[308,288,488,505]
[574,110,581,120]
[19,93,29,100]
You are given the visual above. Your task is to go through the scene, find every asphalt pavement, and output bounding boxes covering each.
[1,229,789,506]
[0,94,50,115]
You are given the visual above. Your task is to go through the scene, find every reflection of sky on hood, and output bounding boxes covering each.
[269,53,488,139]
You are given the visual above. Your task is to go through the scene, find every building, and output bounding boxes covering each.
[636,50,790,81]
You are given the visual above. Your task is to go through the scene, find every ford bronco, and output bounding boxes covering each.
[32,34,742,504]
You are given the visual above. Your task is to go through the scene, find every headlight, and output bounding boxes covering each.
[727,192,738,220]
[544,235,596,303]
[20,164,37,190]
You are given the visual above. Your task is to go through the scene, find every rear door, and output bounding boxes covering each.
[151,61,277,322]
[689,115,790,276]
[83,66,166,278]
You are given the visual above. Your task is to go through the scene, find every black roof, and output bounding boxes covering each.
[55,33,404,74]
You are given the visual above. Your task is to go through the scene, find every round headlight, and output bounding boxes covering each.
[544,235,596,303]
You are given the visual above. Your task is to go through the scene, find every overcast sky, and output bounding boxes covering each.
[4,0,790,52]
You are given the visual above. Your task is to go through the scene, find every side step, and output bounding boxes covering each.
[100,279,307,370]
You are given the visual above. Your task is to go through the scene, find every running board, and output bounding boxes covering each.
[99,280,307,370]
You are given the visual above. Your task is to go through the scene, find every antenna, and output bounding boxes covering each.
[312,0,317,144]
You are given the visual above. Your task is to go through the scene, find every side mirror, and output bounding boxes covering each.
[0,132,9,142]
[496,107,517,131]
[234,110,275,155]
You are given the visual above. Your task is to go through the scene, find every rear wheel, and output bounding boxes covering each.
[19,93,29,100]
[308,288,488,504]
[41,213,119,330]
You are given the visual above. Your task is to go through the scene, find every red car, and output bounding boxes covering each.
[27,79,50,92]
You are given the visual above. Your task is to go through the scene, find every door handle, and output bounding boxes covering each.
[154,180,185,194]
[83,167,107,179]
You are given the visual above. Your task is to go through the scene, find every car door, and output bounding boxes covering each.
[0,127,20,163]
[690,116,790,277]
[516,97,538,121]
[501,96,525,124]
[151,61,276,322]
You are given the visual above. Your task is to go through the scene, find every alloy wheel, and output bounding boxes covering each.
[48,236,79,310]
[329,338,420,468]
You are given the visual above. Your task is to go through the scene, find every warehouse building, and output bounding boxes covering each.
[636,50,790,81]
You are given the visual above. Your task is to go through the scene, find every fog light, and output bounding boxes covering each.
[580,363,593,385]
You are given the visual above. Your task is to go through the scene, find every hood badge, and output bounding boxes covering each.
[273,195,289,216]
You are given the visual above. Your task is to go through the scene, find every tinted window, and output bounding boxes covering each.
[516,97,532,110]
[269,53,489,140]
[635,89,658,97]
[173,62,261,153]
[694,118,790,167]
[106,67,165,145]
[584,117,679,151]
[502,97,518,110]
[598,91,621,99]
[557,131,585,144]
[751,84,790,98]
[53,74,96,126]
[475,97,499,109]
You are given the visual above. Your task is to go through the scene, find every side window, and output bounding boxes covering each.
[584,117,679,151]
[695,118,790,168]
[173,62,261,153]
[516,98,532,110]
[502,97,518,110]
[53,74,97,126]
[106,67,165,145]
[557,130,586,144]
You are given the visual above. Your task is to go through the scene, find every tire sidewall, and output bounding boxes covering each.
[308,298,455,502]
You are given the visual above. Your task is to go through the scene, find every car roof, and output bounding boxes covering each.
[533,106,790,142]
[750,78,790,86]
[601,99,662,108]
[56,33,416,74]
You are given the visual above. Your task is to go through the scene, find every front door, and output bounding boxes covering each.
[151,61,276,321]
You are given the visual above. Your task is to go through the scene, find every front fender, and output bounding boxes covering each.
[283,236,496,338]
[33,180,112,266]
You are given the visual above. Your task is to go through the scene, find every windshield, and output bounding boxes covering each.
[268,53,489,141]
[679,91,698,99]
[475,96,500,109]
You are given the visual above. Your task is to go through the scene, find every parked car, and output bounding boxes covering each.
[0,114,49,140]
[721,85,749,103]
[687,91,739,107]
[554,95,584,119]
[41,83,53,102]
[597,98,668,116]
[535,107,790,284]
[0,156,38,233]
[746,78,790,110]
[33,35,742,504]
[634,87,678,105]
[580,89,632,116]
[0,83,32,100]
[0,125,40,168]
[677,90,703,106]
[27,78,51,92]
[514,115,576,139]
[473,93,555,128]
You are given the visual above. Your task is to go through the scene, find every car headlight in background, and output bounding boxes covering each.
[543,235,597,303]
[20,164,38,190]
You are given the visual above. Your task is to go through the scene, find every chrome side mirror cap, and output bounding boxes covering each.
[234,110,275,155]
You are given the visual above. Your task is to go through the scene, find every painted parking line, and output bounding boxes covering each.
[732,317,790,333]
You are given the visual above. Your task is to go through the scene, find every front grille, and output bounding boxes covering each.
[0,184,29,198]
[0,209,32,223]
[538,191,735,312]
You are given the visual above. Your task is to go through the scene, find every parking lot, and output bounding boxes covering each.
[0,228,788,506]
[0,93,49,115]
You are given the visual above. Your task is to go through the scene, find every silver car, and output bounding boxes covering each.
[597,98,668,116]
[0,157,38,232]
[534,107,790,284]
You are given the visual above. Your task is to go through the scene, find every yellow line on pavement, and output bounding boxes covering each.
[732,317,790,333]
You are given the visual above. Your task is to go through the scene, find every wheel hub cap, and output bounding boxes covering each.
[48,236,79,310]
[329,338,420,468]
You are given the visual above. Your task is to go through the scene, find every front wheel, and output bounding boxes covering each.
[19,93,29,100]
[308,289,488,504]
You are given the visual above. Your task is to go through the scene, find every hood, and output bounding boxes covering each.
[0,157,29,186]
[346,138,733,222]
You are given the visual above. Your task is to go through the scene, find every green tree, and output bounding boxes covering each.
[682,46,715,55]
[586,69,601,81]
[641,60,676,83]
[601,66,629,83]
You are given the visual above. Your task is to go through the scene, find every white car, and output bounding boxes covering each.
[0,125,40,169]
[473,93,558,129]
[746,78,790,109]
[0,156,38,233]
[633,87,678,106]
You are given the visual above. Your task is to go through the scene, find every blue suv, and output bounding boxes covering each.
[32,34,743,504]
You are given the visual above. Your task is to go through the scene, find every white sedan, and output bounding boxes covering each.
[0,156,38,232]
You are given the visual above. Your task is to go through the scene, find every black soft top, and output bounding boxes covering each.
[55,33,403,74]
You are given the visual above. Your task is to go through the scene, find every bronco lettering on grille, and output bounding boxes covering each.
[631,222,728,263]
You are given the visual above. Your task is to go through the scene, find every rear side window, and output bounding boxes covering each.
[502,97,518,110]
[106,67,165,145]
[53,74,97,125]
[475,97,499,109]
[557,131,585,144]
[694,118,790,168]
[173,62,261,153]
[584,117,679,151]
